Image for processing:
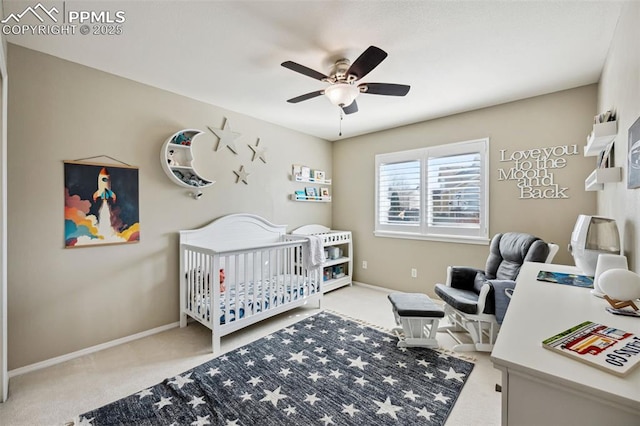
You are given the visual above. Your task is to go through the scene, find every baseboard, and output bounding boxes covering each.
[8,322,180,378]
[352,281,444,306]
[352,280,394,292]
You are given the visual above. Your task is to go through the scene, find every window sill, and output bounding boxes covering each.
[374,230,490,245]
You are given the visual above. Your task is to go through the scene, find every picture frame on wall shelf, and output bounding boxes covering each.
[313,170,325,181]
[292,164,302,178]
[628,116,640,189]
[320,187,330,198]
[301,166,311,179]
[599,142,614,169]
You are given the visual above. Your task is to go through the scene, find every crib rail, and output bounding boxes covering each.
[180,240,320,334]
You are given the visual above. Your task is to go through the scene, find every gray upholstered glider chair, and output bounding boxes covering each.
[434,232,558,352]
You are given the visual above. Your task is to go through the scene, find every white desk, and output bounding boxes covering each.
[491,262,640,426]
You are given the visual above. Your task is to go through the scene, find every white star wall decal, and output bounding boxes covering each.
[233,165,250,184]
[208,119,241,154]
[248,138,267,163]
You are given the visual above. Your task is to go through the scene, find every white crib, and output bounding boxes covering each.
[179,214,322,353]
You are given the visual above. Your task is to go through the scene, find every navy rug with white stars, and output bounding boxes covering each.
[78,312,474,425]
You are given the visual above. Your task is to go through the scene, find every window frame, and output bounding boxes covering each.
[374,138,490,245]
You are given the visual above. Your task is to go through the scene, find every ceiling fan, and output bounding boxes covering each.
[281,46,410,115]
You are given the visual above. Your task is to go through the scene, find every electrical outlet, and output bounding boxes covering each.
[362,261,368,269]
[411,268,418,278]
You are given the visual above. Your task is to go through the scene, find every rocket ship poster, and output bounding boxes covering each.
[64,161,140,248]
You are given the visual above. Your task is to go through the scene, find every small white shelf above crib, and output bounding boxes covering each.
[161,129,215,189]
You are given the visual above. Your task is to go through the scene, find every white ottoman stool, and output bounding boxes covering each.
[388,292,444,348]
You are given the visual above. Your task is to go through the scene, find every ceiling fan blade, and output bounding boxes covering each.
[281,61,329,81]
[342,100,358,115]
[346,46,388,80]
[286,90,324,103]
[359,83,410,96]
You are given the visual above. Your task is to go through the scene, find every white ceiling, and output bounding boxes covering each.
[3,0,623,141]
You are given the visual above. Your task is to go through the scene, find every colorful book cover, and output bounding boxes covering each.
[542,321,640,377]
[536,270,594,288]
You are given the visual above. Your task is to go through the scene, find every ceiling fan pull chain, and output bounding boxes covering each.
[339,109,344,136]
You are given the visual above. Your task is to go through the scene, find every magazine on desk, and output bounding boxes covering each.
[542,321,640,377]
[536,270,594,288]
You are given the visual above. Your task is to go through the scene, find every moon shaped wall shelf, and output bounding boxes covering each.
[161,129,215,189]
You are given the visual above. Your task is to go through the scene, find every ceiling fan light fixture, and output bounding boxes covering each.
[324,83,359,107]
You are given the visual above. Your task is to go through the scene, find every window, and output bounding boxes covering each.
[375,138,489,244]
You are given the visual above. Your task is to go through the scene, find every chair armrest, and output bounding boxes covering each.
[447,266,485,289]
[483,279,516,321]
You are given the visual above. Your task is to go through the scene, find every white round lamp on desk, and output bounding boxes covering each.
[593,254,628,297]
[598,268,640,311]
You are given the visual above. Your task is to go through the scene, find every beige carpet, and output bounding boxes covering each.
[0,284,501,425]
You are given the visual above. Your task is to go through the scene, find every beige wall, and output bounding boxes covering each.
[6,45,331,370]
[332,86,598,295]
[597,1,640,272]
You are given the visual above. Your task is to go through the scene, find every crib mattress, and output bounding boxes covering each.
[189,276,319,324]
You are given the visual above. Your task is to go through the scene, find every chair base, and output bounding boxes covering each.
[438,306,498,352]
[391,317,440,348]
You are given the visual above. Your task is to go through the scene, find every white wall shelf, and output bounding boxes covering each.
[584,167,622,191]
[584,120,617,157]
[161,129,215,189]
[293,175,332,185]
[290,164,332,202]
[290,195,332,202]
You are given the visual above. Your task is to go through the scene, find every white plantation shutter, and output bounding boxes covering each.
[375,139,488,243]
[378,160,421,226]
